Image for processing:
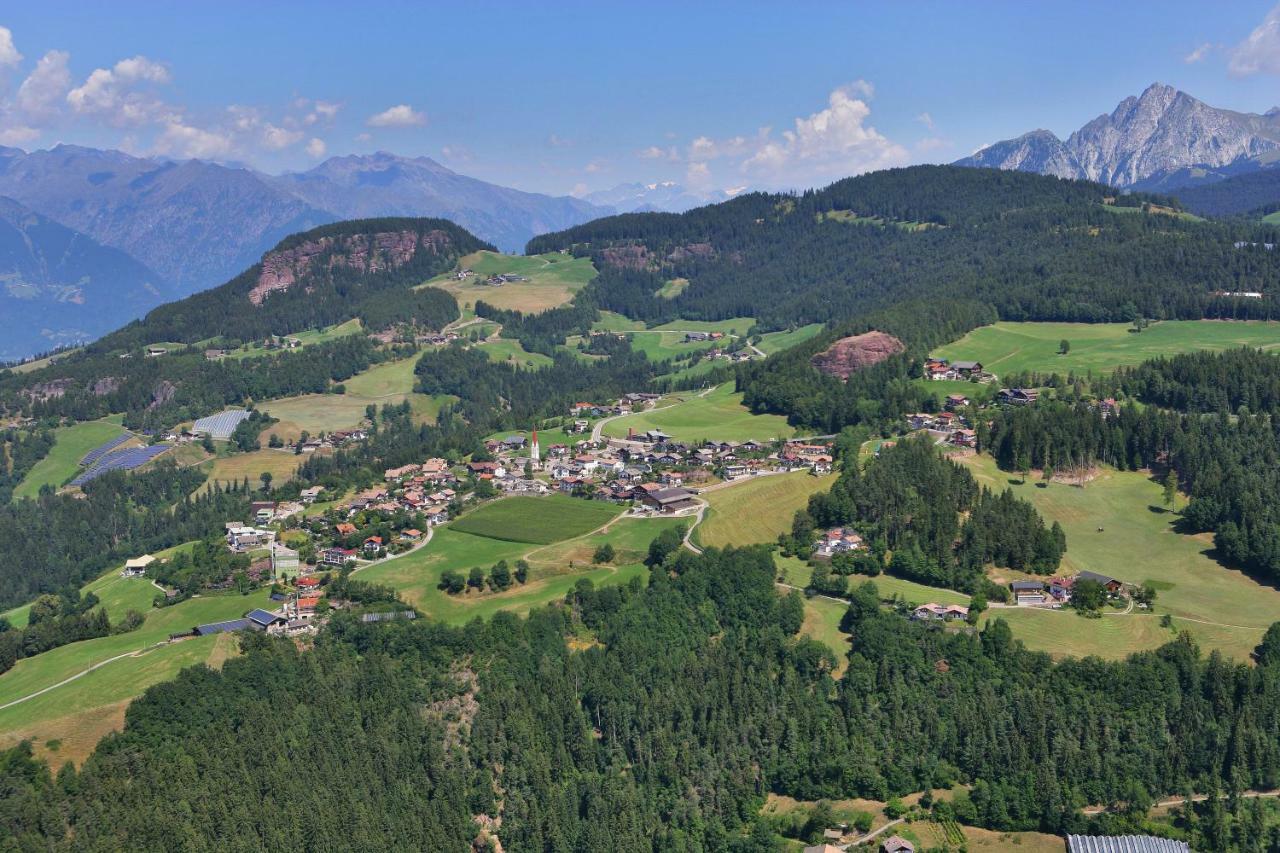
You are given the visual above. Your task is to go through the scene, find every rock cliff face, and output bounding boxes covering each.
[956,83,1280,190]
[810,331,905,379]
[249,228,452,305]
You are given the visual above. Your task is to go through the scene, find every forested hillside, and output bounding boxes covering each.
[1,546,1278,851]
[532,166,1280,329]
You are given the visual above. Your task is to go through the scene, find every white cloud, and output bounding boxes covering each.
[262,123,303,150]
[685,161,712,189]
[0,125,39,145]
[689,135,717,161]
[739,82,908,185]
[66,55,171,124]
[305,137,326,158]
[154,120,233,159]
[1184,42,1213,64]
[355,132,373,143]
[571,181,588,197]
[366,104,425,127]
[1230,4,1280,75]
[584,158,606,174]
[440,144,472,162]
[846,79,875,98]
[0,27,22,68]
[15,50,70,119]
[916,111,935,130]
[311,100,340,121]
[638,145,678,162]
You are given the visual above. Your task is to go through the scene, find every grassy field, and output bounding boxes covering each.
[421,251,596,314]
[775,555,969,607]
[0,587,270,762]
[695,472,836,549]
[756,324,824,355]
[935,320,1280,377]
[478,336,555,368]
[602,383,796,443]
[961,453,1280,660]
[202,448,303,491]
[1263,211,1280,225]
[798,595,851,674]
[216,319,364,361]
[358,514,683,624]
[450,495,620,544]
[656,277,689,299]
[13,416,131,500]
[260,355,452,441]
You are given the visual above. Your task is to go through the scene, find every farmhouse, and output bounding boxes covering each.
[246,608,288,635]
[1011,579,1047,605]
[640,487,698,513]
[193,618,252,636]
[121,554,156,577]
[813,528,863,557]
[998,387,1040,406]
[945,394,970,409]
[881,838,916,853]
[951,360,983,377]
[949,428,977,447]
[1077,570,1123,593]
[322,546,357,566]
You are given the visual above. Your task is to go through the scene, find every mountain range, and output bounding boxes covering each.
[581,181,743,213]
[0,146,620,359]
[0,196,168,361]
[956,83,1280,191]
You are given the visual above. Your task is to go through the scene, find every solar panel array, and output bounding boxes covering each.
[71,445,171,486]
[80,434,131,467]
[192,409,251,440]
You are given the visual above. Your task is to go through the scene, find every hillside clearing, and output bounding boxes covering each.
[420,250,595,314]
[450,495,620,544]
[935,320,1280,376]
[602,382,795,443]
[695,472,836,550]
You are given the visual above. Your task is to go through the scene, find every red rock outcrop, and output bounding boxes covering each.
[249,229,451,305]
[810,330,906,379]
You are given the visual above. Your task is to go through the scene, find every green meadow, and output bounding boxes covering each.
[214,318,364,361]
[13,416,131,500]
[422,250,596,314]
[602,383,796,443]
[450,495,621,544]
[934,320,1280,377]
[756,324,824,355]
[358,514,684,625]
[695,472,836,550]
[961,453,1280,661]
[478,336,555,368]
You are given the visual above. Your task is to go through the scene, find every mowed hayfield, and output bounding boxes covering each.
[960,453,1280,660]
[358,513,683,624]
[201,448,304,491]
[450,495,620,544]
[602,383,796,443]
[259,356,453,441]
[935,320,1280,377]
[13,416,132,500]
[0,587,271,764]
[756,324,824,355]
[421,251,596,314]
[694,472,836,550]
[478,336,554,368]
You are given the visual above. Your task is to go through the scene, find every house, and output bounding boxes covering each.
[1077,570,1123,593]
[951,360,983,377]
[949,428,977,447]
[300,486,325,503]
[912,603,970,622]
[246,608,288,635]
[502,435,527,450]
[362,536,384,556]
[385,463,420,481]
[1066,836,1189,853]
[321,547,356,566]
[660,471,684,487]
[296,576,322,591]
[723,464,749,480]
[1011,579,1047,605]
[907,413,935,430]
[271,544,300,578]
[295,596,321,614]
[121,554,156,578]
[813,528,863,558]
[400,528,424,542]
[945,394,970,409]
[640,429,672,444]
[1049,576,1075,601]
[335,522,357,537]
[881,838,916,853]
[204,348,228,361]
[1099,398,1119,419]
[803,846,842,853]
[467,461,506,478]
[145,346,168,357]
[998,387,1040,406]
[810,455,833,474]
[226,526,273,551]
[639,487,698,513]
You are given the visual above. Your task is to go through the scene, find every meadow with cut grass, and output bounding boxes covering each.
[13,416,131,500]
[213,318,363,361]
[934,319,1280,377]
[421,250,596,314]
[694,471,836,550]
[358,514,684,624]
[603,382,796,443]
[478,336,554,368]
[756,324,824,355]
[960,452,1280,660]
[201,448,303,491]
[259,355,453,441]
[450,495,620,544]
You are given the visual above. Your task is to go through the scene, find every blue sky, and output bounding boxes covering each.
[3,2,1280,197]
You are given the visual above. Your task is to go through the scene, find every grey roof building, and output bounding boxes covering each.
[1067,835,1190,853]
[194,618,251,636]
